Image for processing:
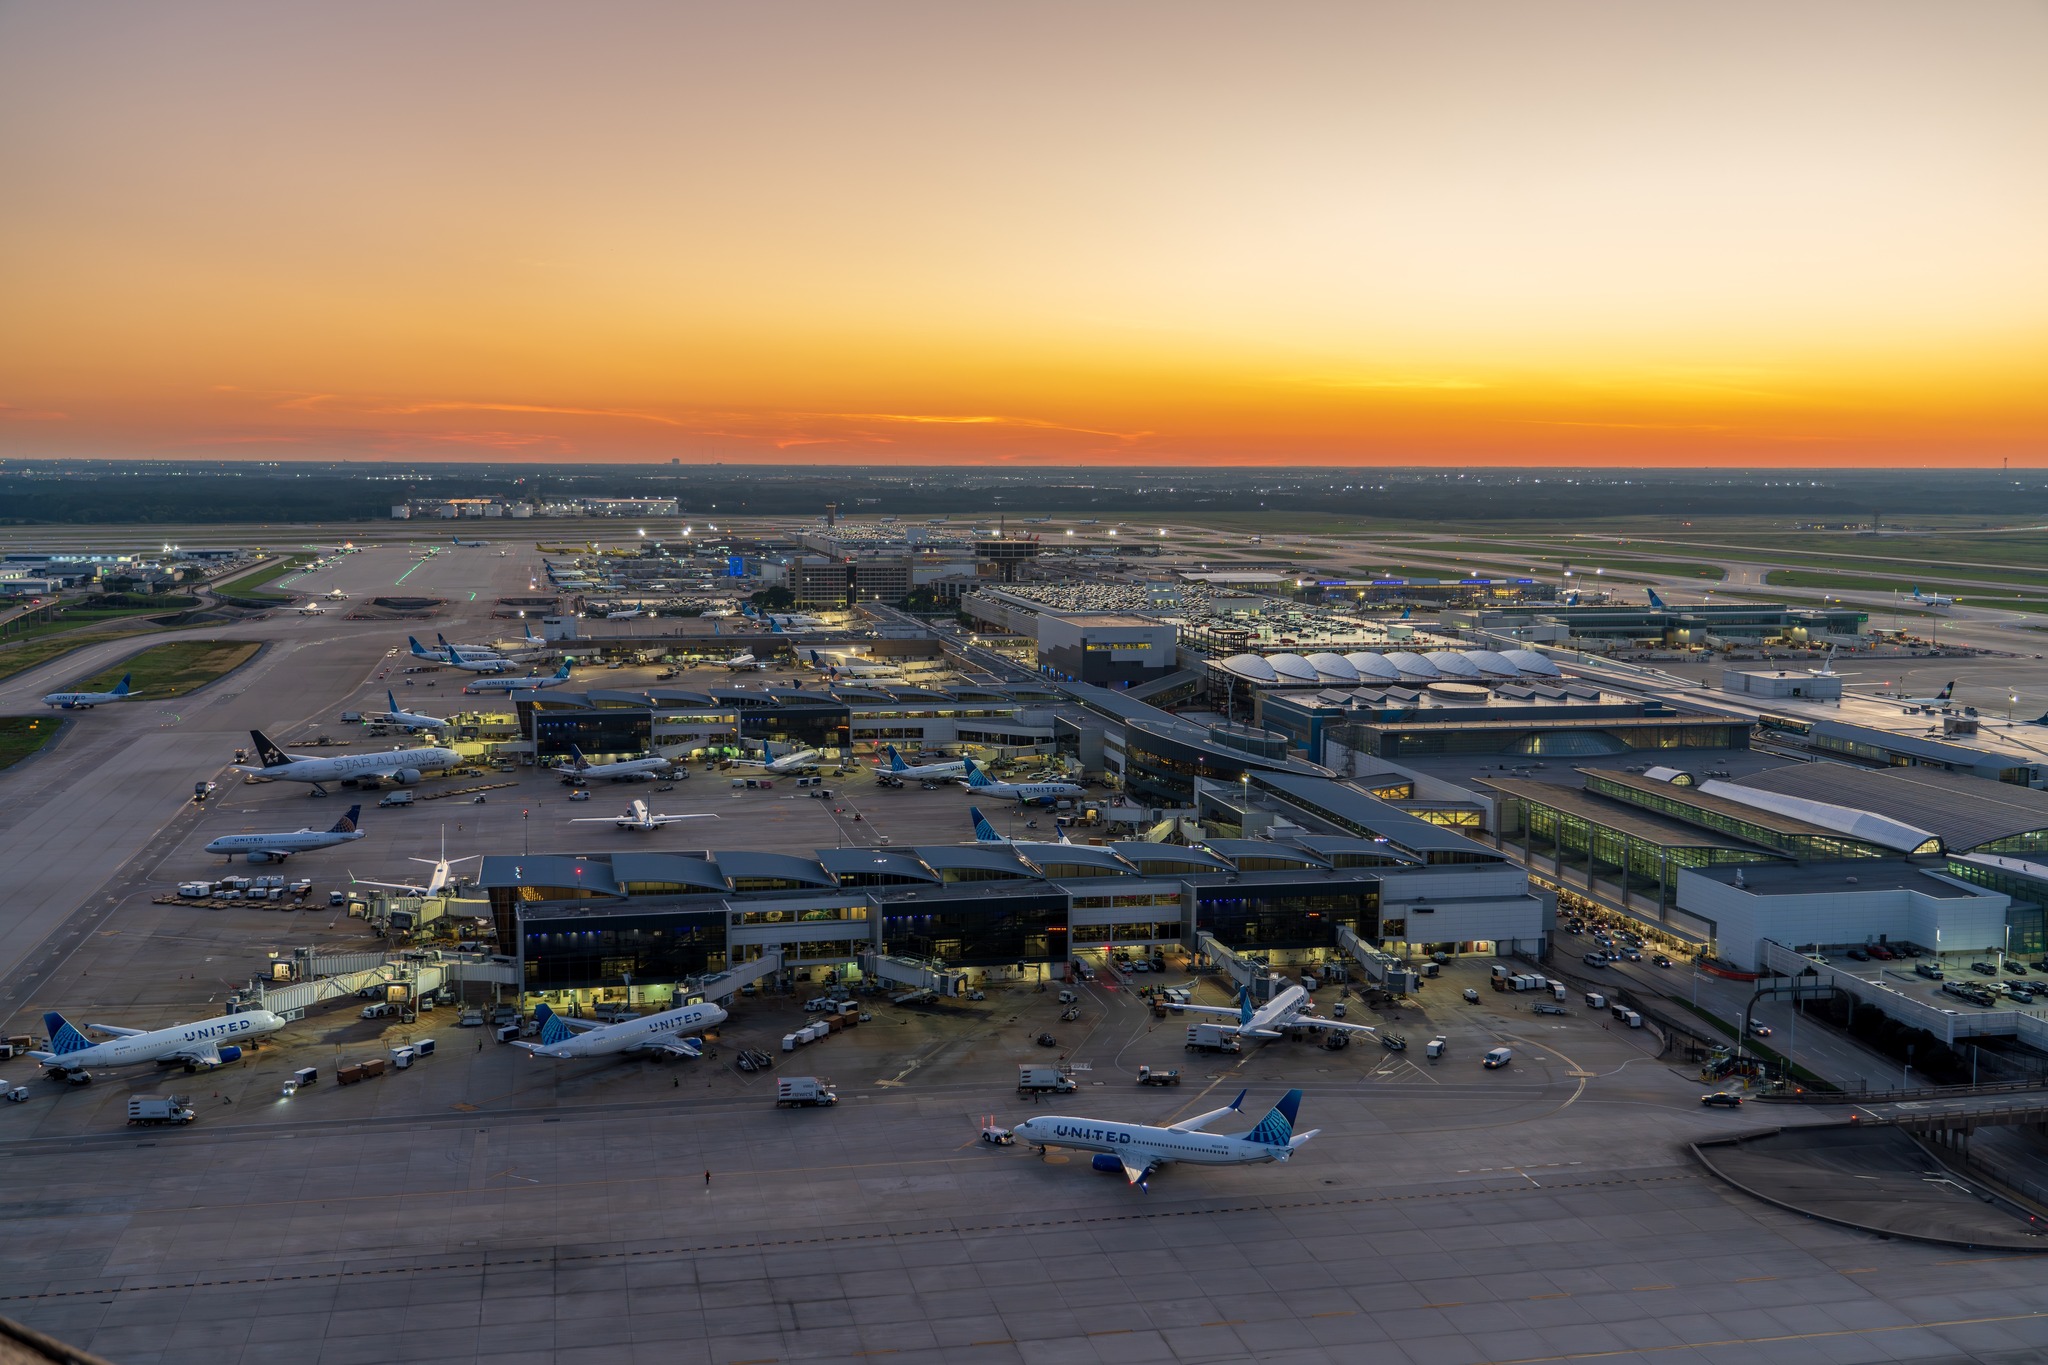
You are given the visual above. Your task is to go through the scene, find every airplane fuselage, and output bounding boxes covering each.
[36,1011,284,1072]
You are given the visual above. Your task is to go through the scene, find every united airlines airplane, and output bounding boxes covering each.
[32,1008,285,1081]
[1012,1089,1316,1188]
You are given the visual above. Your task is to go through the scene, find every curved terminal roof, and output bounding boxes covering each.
[608,852,730,894]
[709,851,839,889]
[912,845,1041,878]
[1343,652,1405,683]
[1500,649,1563,677]
[1017,844,1141,877]
[1697,780,1943,856]
[815,848,942,883]
[1381,651,1442,681]
[1109,843,1237,875]
[1200,839,1332,870]
[1642,767,1697,786]
[1423,650,1484,679]
[1462,649,1522,679]
[1264,652,1322,684]
[1304,652,1360,685]
[1731,764,2048,856]
[1220,654,1279,684]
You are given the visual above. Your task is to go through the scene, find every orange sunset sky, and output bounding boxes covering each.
[1,1,2044,467]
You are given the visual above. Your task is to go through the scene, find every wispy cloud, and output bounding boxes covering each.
[376,400,682,427]
[1286,375,1488,391]
[1521,419,1729,432]
[0,403,69,421]
[830,413,1150,442]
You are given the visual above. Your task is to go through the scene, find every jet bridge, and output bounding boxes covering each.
[689,948,785,1004]
[1194,932,1285,1002]
[238,948,506,1019]
[857,951,965,997]
[1337,926,1417,995]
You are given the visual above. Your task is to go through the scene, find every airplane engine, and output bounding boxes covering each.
[1091,1154,1125,1175]
[393,768,422,785]
[213,1046,243,1067]
[246,851,277,864]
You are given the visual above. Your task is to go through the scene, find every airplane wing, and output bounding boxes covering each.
[647,813,720,826]
[349,877,428,894]
[171,1042,225,1067]
[1118,1150,1165,1187]
[1171,1003,1242,1019]
[1169,1089,1248,1132]
[555,1017,603,1034]
[1293,1017,1379,1037]
[85,1023,147,1038]
[568,815,628,823]
[639,1036,704,1058]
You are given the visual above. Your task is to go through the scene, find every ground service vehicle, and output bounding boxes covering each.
[776,1076,837,1107]
[1185,1023,1243,1053]
[128,1096,196,1125]
[1018,1064,1077,1094]
[1136,1065,1180,1086]
[1483,1047,1513,1069]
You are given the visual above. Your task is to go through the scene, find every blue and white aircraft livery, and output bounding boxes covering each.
[1012,1088,1317,1188]
[883,745,968,780]
[32,1008,284,1080]
[204,805,365,862]
[958,757,1084,805]
[462,660,575,695]
[1177,983,1380,1042]
[236,729,460,795]
[408,636,513,672]
[552,744,672,782]
[511,1000,727,1060]
[379,690,447,732]
[43,672,139,710]
[970,807,1070,847]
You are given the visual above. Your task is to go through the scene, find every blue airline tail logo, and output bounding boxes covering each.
[970,807,1002,843]
[388,690,401,714]
[1238,989,1254,1026]
[1244,1089,1302,1146]
[42,1012,93,1055]
[408,636,436,657]
[249,729,292,768]
[886,746,909,772]
[331,805,361,834]
[1647,589,1667,609]
[961,758,991,788]
[110,673,132,697]
[568,745,590,769]
[534,1004,575,1046]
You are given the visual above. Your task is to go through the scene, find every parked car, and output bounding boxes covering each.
[1532,1002,1567,1016]
[1845,948,1870,962]
[2004,961,2028,977]
[1700,1092,1744,1108]
[1971,961,1998,976]
[1868,945,1895,960]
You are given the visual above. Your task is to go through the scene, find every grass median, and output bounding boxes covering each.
[74,639,262,700]
[213,554,315,601]
[0,715,66,771]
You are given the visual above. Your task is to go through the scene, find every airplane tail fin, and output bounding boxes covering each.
[1243,1089,1304,1147]
[41,1011,94,1056]
[1399,606,1411,620]
[1647,588,1667,609]
[533,1003,575,1046]
[249,728,292,768]
[2027,712,2048,727]
[1238,989,1255,1026]
[555,660,573,678]
[408,636,435,657]
[886,745,908,773]
[970,807,1003,843]
[961,757,990,787]
[331,805,362,835]
[567,745,590,769]
[110,673,132,697]
[1938,681,1955,700]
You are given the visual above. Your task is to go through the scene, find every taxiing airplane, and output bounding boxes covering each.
[511,1000,727,1060]
[959,757,1084,805]
[553,744,672,782]
[324,588,351,600]
[32,1007,285,1080]
[378,690,447,732]
[493,625,550,652]
[1178,984,1380,1042]
[1805,646,1857,679]
[1012,1088,1316,1189]
[349,827,479,897]
[1883,680,1956,707]
[42,673,139,710]
[571,798,721,832]
[408,637,513,673]
[605,607,643,620]
[1912,586,1957,608]
[204,805,365,862]
[451,536,487,547]
[436,633,503,661]
[292,602,330,615]
[235,728,460,795]
[462,660,576,694]
[883,744,968,781]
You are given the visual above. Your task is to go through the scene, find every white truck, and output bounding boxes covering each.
[127,1095,197,1126]
[1017,1064,1077,1094]
[776,1076,837,1107]
[1184,1023,1243,1054]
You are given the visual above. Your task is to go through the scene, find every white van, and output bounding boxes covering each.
[378,790,415,807]
[1482,1046,1513,1069]
[1584,992,1608,1010]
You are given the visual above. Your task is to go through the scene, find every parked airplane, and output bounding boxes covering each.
[552,744,672,782]
[1883,680,1956,707]
[970,807,1070,846]
[408,637,513,673]
[204,805,365,862]
[42,673,139,710]
[1805,646,1858,678]
[958,757,1084,805]
[1012,1088,1316,1188]
[1178,983,1379,1042]
[511,1000,727,1060]
[883,744,967,781]
[377,690,447,732]
[729,741,821,774]
[493,625,550,652]
[462,660,576,694]
[436,632,503,660]
[451,535,487,547]
[237,730,458,794]
[724,651,766,671]
[1646,588,1670,609]
[1912,586,1957,608]
[349,827,478,897]
[571,799,721,832]
[31,1007,286,1081]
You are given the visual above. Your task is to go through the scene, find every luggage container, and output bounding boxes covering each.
[782,1033,800,1052]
